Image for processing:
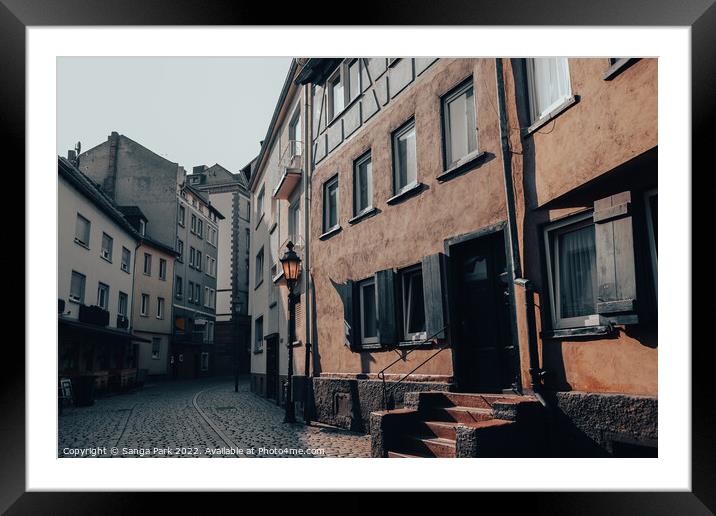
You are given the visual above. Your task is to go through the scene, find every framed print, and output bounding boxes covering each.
[4,0,712,512]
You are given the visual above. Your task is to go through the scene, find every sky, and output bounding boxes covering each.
[57,57,292,173]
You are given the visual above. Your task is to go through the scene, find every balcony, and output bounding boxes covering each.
[78,304,110,327]
[272,140,303,200]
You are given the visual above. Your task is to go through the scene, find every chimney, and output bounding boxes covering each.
[67,150,76,163]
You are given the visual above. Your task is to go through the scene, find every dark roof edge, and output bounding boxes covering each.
[294,58,342,86]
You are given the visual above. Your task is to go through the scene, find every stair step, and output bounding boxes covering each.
[426,406,494,424]
[417,391,521,409]
[422,420,458,440]
[387,451,422,458]
[397,436,456,458]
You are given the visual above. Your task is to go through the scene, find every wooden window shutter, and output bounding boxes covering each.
[594,191,639,324]
[375,269,398,346]
[331,279,357,349]
[422,253,449,340]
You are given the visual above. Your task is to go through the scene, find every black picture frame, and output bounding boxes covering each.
[4,0,710,512]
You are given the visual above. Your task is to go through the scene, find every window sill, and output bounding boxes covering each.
[121,267,130,274]
[140,314,148,318]
[386,182,426,205]
[68,298,81,304]
[437,151,489,183]
[523,95,580,137]
[603,58,639,81]
[100,256,112,264]
[255,213,265,231]
[254,280,264,290]
[268,221,278,234]
[74,239,90,250]
[272,270,285,284]
[348,206,379,225]
[319,225,342,241]
[358,342,382,351]
[541,325,614,340]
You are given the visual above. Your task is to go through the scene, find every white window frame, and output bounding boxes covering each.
[97,282,110,310]
[176,238,184,262]
[140,293,149,316]
[400,265,427,341]
[323,175,339,233]
[347,59,361,103]
[159,258,167,281]
[255,247,264,287]
[353,151,373,216]
[441,78,478,169]
[288,197,301,242]
[74,213,91,247]
[392,118,417,195]
[526,57,572,124]
[156,297,165,319]
[118,291,128,316]
[143,253,152,276]
[69,271,86,303]
[188,282,194,303]
[100,232,113,262]
[176,275,183,298]
[196,250,202,272]
[254,316,264,352]
[121,247,131,273]
[359,278,378,346]
[257,186,265,220]
[191,213,197,233]
[543,210,601,330]
[151,337,161,360]
[178,205,186,226]
[327,69,344,121]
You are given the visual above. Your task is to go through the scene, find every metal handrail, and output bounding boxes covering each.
[377,325,448,410]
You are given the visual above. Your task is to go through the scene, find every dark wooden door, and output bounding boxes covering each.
[266,335,279,401]
[452,232,517,393]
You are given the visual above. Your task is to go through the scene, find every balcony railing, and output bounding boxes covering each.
[272,139,303,200]
[78,304,110,327]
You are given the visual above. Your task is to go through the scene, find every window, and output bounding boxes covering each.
[69,271,85,303]
[121,247,131,272]
[156,297,165,319]
[347,59,361,102]
[204,287,210,307]
[288,108,302,157]
[206,255,216,277]
[188,282,194,303]
[328,70,344,120]
[206,322,214,343]
[322,175,339,232]
[140,294,149,316]
[526,58,572,123]
[254,316,264,352]
[257,186,265,219]
[118,292,128,316]
[159,258,167,280]
[178,205,185,226]
[191,214,197,233]
[196,251,202,272]
[545,213,598,329]
[359,278,378,346]
[176,238,184,262]
[139,219,146,236]
[97,283,109,310]
[176,276,183,298]
[442,79,477,168]
[392,119,417,194]
[208,226,217,246]
[400,266,427,340]
[288,198,301,242]
[197,219,203,238]
[255,247,264,287]
[74,213,91,247]
[151,338,161,360]
[100,233,113,262]
[189,246,195,267]
[200,352,209,371]
[143,253,151,275]
[353,152,373,216]
[195,283,201,304]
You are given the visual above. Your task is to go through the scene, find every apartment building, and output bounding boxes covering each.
[188,164,252,375]
[78,132,224,379]
[58,156,148,394]
[295,57,657,457]
[248,60,310,408]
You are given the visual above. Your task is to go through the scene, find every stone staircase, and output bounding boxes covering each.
[371,391,545,458]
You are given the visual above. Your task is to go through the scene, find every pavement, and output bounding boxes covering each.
[58,377,371,458]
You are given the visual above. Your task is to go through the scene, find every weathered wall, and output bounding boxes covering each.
[311,58,508,378]
[502,58,658,397]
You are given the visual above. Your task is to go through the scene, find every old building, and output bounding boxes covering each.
[294,57,657,457]
[58,156,149,394]
[118,206,179,378]
[188,164,252,375]
[248,60,311,409]
[77,132,225,379]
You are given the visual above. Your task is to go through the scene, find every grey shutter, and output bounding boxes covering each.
[594,191,639,324]
[375,269,398,346]
[330,279,356,349]
[422,253,449,340]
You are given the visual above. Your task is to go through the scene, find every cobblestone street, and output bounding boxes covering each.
[58,377,370,458]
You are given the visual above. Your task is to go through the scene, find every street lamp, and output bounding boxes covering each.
[280,241,302,423]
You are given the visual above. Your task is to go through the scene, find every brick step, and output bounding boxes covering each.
[390,435,457,458]
[387,451,422,458]
[415,391,521,410]
[425,406,494,424]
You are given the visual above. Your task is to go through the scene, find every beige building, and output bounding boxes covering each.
[248,60,310,407]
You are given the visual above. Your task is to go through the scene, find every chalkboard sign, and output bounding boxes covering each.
[59,378,73,405]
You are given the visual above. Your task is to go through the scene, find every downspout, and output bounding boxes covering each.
[494,58,545,402]
[302,81,314,423]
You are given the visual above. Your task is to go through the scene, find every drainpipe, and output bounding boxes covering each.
[302,81,313,423]
[494,58,545,400]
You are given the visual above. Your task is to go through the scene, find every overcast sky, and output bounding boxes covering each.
[57,57,292,173]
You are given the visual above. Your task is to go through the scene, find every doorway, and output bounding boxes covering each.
[450,230,519,393]
[265,334,280,402]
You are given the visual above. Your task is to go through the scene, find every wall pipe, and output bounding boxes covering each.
[494,58,545,400]
[302,80,314,423]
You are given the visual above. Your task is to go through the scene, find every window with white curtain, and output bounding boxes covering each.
[526,58,572,123]
[442,79,477,168]
[392,119,417,194]
[544,212,598,329]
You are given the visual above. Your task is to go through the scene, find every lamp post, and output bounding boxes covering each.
[280,241,302,423]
